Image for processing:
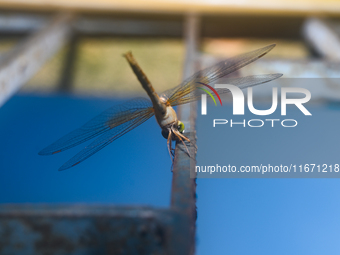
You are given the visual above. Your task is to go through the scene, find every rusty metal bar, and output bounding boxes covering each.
[0,204,188,255]
[171,13,198,212]
[0,14,182,37]
[0,13,74,107]
[0,13,307,40]
[303,17,340,60]
[75,17,182,37]
[0,13,318,41]
[169,13,199,255]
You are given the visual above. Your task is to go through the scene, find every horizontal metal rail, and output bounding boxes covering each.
[0,204,189,255]
[0,12,316,40]
[0,0,340,16]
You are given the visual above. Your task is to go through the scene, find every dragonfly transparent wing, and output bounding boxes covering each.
[161,44,280,106]
[166,74,282,105]
[39,98,153,157]
[58,108,154,171]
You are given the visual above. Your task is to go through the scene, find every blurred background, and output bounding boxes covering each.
[1,0,340,254]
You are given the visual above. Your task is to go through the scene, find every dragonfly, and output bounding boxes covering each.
[39,44,282,171]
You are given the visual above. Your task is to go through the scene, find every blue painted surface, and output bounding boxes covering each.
[0,93,172,206]
[196,101,340,255]
[1,94,340,254]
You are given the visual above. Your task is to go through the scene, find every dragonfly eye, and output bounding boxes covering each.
[177,121,185,133]
[161,129,169,139]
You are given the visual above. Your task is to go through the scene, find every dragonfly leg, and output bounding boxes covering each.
[167,128,174,163]
[170,134,176,158]
[172,128,191,157]
[171,146,175,157]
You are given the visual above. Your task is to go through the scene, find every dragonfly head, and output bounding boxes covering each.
[161,121,185,140]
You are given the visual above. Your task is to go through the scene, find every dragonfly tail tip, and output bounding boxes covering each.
[123,51,132,58]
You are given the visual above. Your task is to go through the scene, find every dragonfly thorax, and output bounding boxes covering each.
[155,104,178,130]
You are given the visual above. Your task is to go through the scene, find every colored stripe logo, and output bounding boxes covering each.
[196,82,222,106]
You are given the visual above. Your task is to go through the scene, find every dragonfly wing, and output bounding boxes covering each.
[58,108,154,171]
[216,73,283,93]
[161,44,277,106]
[165,74,283,105]
[39,98,153,155]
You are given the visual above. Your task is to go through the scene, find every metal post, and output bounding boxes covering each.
[58,32,79,92]
[169,13,199,255]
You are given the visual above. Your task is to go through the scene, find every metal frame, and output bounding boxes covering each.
[1,8,340,254]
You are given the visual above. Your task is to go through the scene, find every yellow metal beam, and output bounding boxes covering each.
[0,0,339,17]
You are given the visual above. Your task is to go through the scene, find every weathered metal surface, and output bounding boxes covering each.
[58,33,79,92]
[170,13,199,255]
[0,13,74,107]
[303,17,340,60]
[0,14,182,38]
[0,204,191,255]
[75,17,182,37]
[0,14,46,33]
[0,12,317,41]
[0,13,333,41]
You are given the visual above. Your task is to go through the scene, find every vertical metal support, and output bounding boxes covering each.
[0,13,74,107]
[169,13,199,255]
[58,33,79,92]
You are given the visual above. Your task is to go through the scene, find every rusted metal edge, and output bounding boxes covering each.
[169,13,199,255]
[0,204,189,255]
[0,13,75,107]
[0,204,166,217]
